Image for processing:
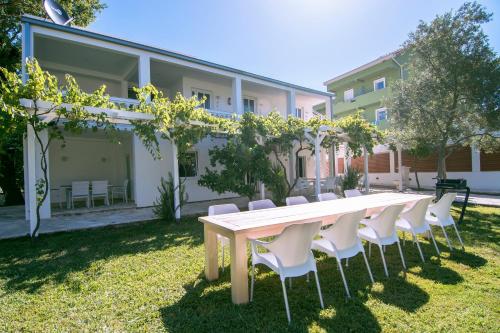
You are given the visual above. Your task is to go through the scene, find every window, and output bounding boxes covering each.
[296,156,306,178]
[296,107,304,119]
[344,88,354,102]
[179,152,198,178]
[243,97,256,113]
[191,89,211,109]
[373,77,386,91]
[376,107,388,122]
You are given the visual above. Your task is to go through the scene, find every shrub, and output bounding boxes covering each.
[266,164,288,205]
[153,173,187,222]
[339,166,362,195]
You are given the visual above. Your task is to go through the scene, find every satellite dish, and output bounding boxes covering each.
[43,0,74,26]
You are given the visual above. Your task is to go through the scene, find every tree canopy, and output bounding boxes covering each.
[388,1,500,178]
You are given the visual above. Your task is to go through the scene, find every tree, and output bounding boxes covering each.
[0,0,106,206]
[388,1,500,179]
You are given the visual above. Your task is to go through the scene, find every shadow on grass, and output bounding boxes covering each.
[0,218,203,294]
[160,248,433,332]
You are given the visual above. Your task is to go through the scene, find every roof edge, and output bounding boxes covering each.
[323,50,402,88]
[22,15,333,97]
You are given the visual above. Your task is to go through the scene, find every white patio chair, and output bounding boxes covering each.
[425,193,464,251]
[322,177,336,193]
[111,179,129,204]
[248,199,276,211]
[312,209,374,298]
[295,178,310,195]
[208,203,240,272]
[91,180,109,207]
[344,189,362,198]
[318,192,338,202]
[358,204,406,277]
[250,221,324,323]
[70,181,90,209]
[286,196,309,206]
[396,198,440,261]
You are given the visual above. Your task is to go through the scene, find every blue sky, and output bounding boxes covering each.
[90,0,500,91]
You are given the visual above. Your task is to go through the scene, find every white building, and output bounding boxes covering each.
[21,15,334,229]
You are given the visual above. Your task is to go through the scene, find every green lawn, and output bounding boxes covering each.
[0,205,499,332]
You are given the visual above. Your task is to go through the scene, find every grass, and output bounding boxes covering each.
[0,205,499,332]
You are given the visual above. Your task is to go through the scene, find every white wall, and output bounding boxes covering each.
[182,76,233,112]
[49,135,132,204]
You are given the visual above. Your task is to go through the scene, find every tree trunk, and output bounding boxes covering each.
[437,145,447,180]
[414,171,420,190]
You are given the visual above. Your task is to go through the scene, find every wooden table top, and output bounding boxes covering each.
[198,192,433,234]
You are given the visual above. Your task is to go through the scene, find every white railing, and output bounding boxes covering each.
[207,109,237,119]
[109,97,140,109]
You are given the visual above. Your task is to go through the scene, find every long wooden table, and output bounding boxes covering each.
[198,192,433,304]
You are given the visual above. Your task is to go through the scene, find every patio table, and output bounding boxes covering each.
[198,192,433,304]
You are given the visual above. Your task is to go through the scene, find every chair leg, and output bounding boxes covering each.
[362,251,375,283]
[378,245,389,277]
[428,228,440,256]
[345,258,349,267]
[314,271,324,308]
[250,264,255,302]
[452,223,465,251]
[281,280,291,323]
[369,242,372,257]
[396,240,407,270]
[414,234,425,262]
[289,277,292,289]
[441,225,453,251]
[337,258,351,298]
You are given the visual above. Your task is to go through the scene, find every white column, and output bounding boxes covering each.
[26,126,37,235]
[389,150,395,174]
[172,142,181,220]
[21,22,32,84]
[287,89,296,118]
[325,97,333,120]
[139,55,151,88]
[36,129,51,219]
[287,89,297,184]
[329,146,336,177]
[397,144,403,191]
[363,146,369,193]
[314,136,322,198]
[260,182,265,200]
[232,77,243,115]
[471,146,481,172]
[333,145,338,176]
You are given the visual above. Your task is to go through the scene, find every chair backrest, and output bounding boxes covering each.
[318,192,338,202]
[323,177,336,189]
[286,196,309,206]
[208,203,240,216]
[248,199,276,211]
[401,198,432,228]
[429,193,456,220]
[266,221,321,268]
[91,180,108,195]
[368,204,406,238]
[320,209,367,250]
[296,178,309,191]
[123,179,129,189]
[72,181,89,197]
[344,189,362,198]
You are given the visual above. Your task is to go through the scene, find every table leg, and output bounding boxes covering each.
[230,233,249,304]
[204,224,219,281]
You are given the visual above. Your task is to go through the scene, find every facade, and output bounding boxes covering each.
[324,52,500,192]
[21,15,334,230]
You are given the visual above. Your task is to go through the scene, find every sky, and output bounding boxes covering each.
[89,0,500,91]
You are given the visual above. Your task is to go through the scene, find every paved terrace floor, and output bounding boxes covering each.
[1,188,499,240]
[0,197,249,240]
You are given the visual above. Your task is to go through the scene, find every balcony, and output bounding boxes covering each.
[334,88,389,116]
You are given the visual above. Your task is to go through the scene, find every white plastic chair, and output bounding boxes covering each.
[396,198,440,261]
[208,203,240,272]
[322,177,336,193]
[248,199,276,211]
[358,204,406,277]
[111,179,129,204]
[312,209,373,298]
[344,189,362,198]
[318,192,338,202]
[91,180,109,207]
[425,193,464,251]
[295,178,310,195]
[70,181,90,209]
[286,196,309,206]
[250,221,323,323]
